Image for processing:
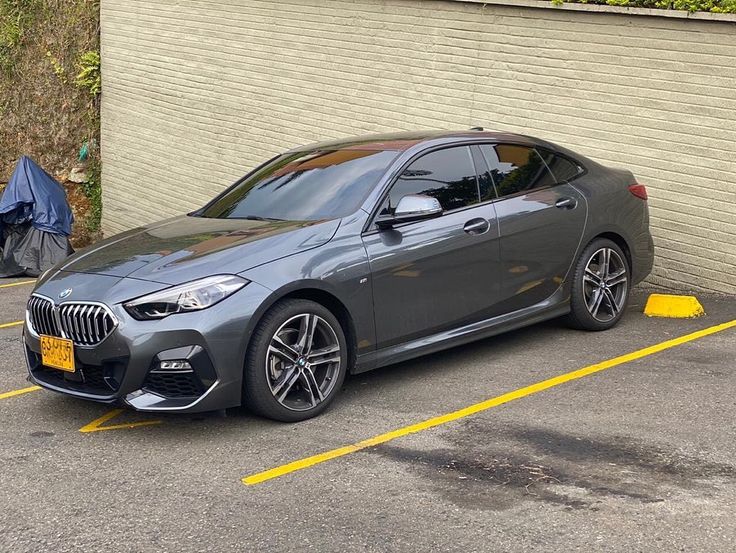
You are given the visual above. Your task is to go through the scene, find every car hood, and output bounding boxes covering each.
[58,215,341,284]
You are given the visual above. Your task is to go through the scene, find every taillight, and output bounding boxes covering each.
[629,184,648,200]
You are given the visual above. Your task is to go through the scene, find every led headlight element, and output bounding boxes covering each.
[124,275,249,320]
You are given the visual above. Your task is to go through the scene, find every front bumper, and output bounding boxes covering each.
[24,277,273,413]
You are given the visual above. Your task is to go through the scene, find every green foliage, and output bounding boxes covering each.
[46,49,67,83]
[74,50,100,96]
[669,0,736,11]
[711,0,736,11]
[81,155,102,233]
[1,0,101,246]
[552,0,736,11]
[0,0,42,72]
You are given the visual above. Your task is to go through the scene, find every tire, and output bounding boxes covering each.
[243,299,348,422]
[566,238,631,331]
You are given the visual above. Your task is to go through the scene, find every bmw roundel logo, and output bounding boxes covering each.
[59,288,73,299]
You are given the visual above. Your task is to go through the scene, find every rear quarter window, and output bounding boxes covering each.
[479,144,556,197]
[536,149,585,183]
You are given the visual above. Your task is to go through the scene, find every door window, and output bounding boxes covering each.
[381,146,480,215]
[471,145,497,202]
[479,144,556,197]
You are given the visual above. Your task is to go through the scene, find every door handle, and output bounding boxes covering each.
[555,197,577,209]
[463,218,490,235]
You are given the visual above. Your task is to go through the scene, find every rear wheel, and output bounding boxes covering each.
[567,238,630,331]
[243,299,347,422]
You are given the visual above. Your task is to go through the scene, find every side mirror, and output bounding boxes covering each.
[376,194,443,229]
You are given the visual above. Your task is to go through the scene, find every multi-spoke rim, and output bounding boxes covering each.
[266,313,341,412]
[583,247,628,322]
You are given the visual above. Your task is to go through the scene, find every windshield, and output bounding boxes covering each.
[197,149,399,221]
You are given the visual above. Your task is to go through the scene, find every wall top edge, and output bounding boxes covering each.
[451,0,736,22]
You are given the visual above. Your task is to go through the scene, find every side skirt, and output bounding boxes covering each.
[352,295,571,374]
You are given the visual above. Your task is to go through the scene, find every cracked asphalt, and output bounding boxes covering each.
[1,277,735,552]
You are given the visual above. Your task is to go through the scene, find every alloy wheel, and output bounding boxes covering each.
[265,313,342,411]
[582,247,628,322]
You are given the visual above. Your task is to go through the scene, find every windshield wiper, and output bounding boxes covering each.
[238,215,286,222]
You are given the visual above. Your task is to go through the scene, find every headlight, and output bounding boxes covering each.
[124,275,249,320]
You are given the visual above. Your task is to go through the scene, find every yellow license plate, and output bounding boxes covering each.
[40,335,76,373]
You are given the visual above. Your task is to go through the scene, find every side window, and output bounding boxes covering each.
[537,149,584,183]
[382,146,480,214]
[471,145,497,202]
[479,144,555,197]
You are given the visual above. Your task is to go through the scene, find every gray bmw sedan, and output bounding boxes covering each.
[24,130,654,421]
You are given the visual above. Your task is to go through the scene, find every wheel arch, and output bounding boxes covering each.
[245,283,358,374]
[592,231,633,274]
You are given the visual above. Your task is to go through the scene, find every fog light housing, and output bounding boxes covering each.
[157,360,192,371]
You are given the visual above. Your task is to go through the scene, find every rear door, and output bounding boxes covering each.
[477,144,587,312]
[362,145,502,349]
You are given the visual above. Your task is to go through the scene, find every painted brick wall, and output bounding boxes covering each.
[100,0,736,293]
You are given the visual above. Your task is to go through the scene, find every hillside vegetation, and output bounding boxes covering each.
[0,0,101,244]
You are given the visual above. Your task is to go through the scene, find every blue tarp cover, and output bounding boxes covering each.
[0,156,74,236]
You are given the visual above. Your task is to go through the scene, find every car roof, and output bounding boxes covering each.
[289,129,557,153]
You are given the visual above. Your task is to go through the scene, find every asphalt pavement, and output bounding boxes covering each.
[1,277,734,553]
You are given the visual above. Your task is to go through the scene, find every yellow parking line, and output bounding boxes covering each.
[79,408,163,433]
[243,318,736,486]
[0,280,35,289]
[0,385,41,400]
[0,320,23,330]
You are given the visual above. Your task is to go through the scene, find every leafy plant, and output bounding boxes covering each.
[46,49,67,82]
[81,154,102,233]
[74,49,100,96]
[0,0,42,73]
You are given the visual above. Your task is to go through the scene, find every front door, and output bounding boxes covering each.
[362,146,502,350]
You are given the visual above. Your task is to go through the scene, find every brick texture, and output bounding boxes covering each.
[100,0,736,293]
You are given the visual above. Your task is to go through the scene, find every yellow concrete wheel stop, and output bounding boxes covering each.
[644,294,705,318]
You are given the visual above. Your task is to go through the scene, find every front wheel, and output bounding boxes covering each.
[566,238,630,331]
[243,299,348,422]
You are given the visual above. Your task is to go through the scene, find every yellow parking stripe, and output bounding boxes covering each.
[243,318,736,486]
[0,385,41,400]
[79,408,163,433]
[0,320,23,330]
[0,280,35,289]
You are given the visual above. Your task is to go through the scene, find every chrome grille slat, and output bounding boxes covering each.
[31,296,57,336]
[39,297,49,334]
[93,307,101,343]
[31,298,39,332]
[49,299,57,335]
[72,305,81,341]
[77,305,86,342]
[28,296,116,347]
[80,306,90,344]
[66,308,74,340]
[86,306,94,344]
[63,307,71,339]
[76,305,85,344]
[33,297,41,331]
[34,298,41,332]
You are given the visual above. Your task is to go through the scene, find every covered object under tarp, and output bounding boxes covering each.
[0,156,74,277]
